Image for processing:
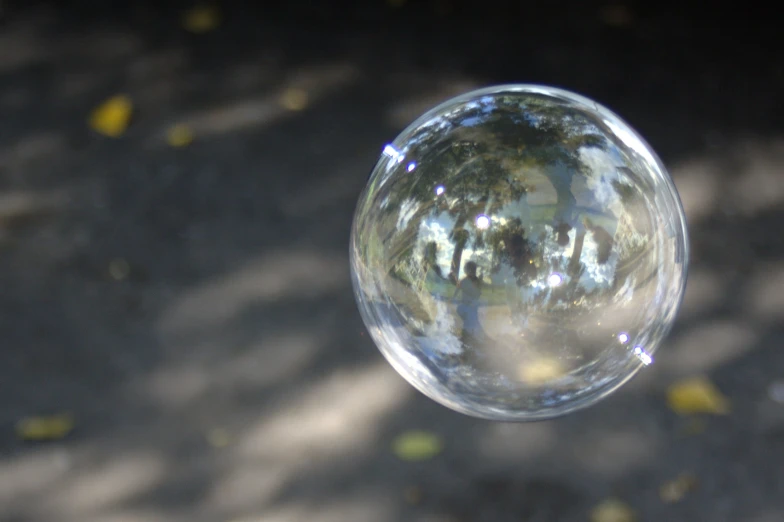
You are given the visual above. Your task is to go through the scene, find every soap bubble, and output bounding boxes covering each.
[350,85,688,421]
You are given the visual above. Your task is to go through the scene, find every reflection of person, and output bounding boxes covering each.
[421,242,448,299]
[453,261,485,341]
[423,241,443,278]
[554,222,572,247]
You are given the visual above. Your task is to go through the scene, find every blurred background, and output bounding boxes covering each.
[0,1,782,521]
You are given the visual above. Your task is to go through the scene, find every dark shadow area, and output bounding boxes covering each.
[0,1,782,521]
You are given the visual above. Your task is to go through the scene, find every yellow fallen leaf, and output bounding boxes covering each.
[206,428,231,448]
[279,88,309,111]
[659,473,698,503]
[392,430,443,461]
[182,4,220,33]
[167,124,194,147]
[89,95,132,137]
[666,376,730,415]
[108,258,130,280]
[590,498,636,522]
[16,414,74,441]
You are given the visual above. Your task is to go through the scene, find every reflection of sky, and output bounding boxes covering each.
[579,234,620,291]
[418,300,463,355]
[460,116,483,127]
[396,198,418,230]
[579,147,625,226]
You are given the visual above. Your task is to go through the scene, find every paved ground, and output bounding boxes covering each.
[1,2,783,521]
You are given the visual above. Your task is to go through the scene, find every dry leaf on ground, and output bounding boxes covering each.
[16,414,74,441]
[167,124,194,147]
[279,88,309,111]
[89,95,132,137]
[392,430,443,461]
[666,376,730,415]
[590,498,636,522]
[659,473,698,503]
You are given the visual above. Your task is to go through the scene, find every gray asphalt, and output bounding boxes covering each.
[1,2,783,521]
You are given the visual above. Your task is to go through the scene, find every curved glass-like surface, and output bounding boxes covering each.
[350,85,689,421]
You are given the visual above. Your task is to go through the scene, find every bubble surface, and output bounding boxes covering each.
[350,85,688,421]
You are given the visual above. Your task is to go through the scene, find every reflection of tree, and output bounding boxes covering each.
[486,217,538,284]
[382,93,609,284]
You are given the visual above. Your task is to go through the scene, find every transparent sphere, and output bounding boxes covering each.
[350,85,688,421]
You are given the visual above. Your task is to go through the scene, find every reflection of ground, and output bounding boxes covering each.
[1,3,784,522]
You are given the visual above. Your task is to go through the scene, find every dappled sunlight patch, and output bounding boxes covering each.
[0,21,50,73]
[162,63,358,140]
[0,190,69,232]
[80,510,169,522]
[145,363,213,406]
[44,453,164,515]
[0,447,72,505]
[205,459,292,511]
[663,320,757,376]
[477,421,555,462]
[158,249,348,339]
[236,361,410,462]
[207,462,290,513]
[224,333,320,382]
[0,131,66,167]
[386,77,480,129]
[233,492,396,522]
[670,155,721,223]
[146,332,322,406]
